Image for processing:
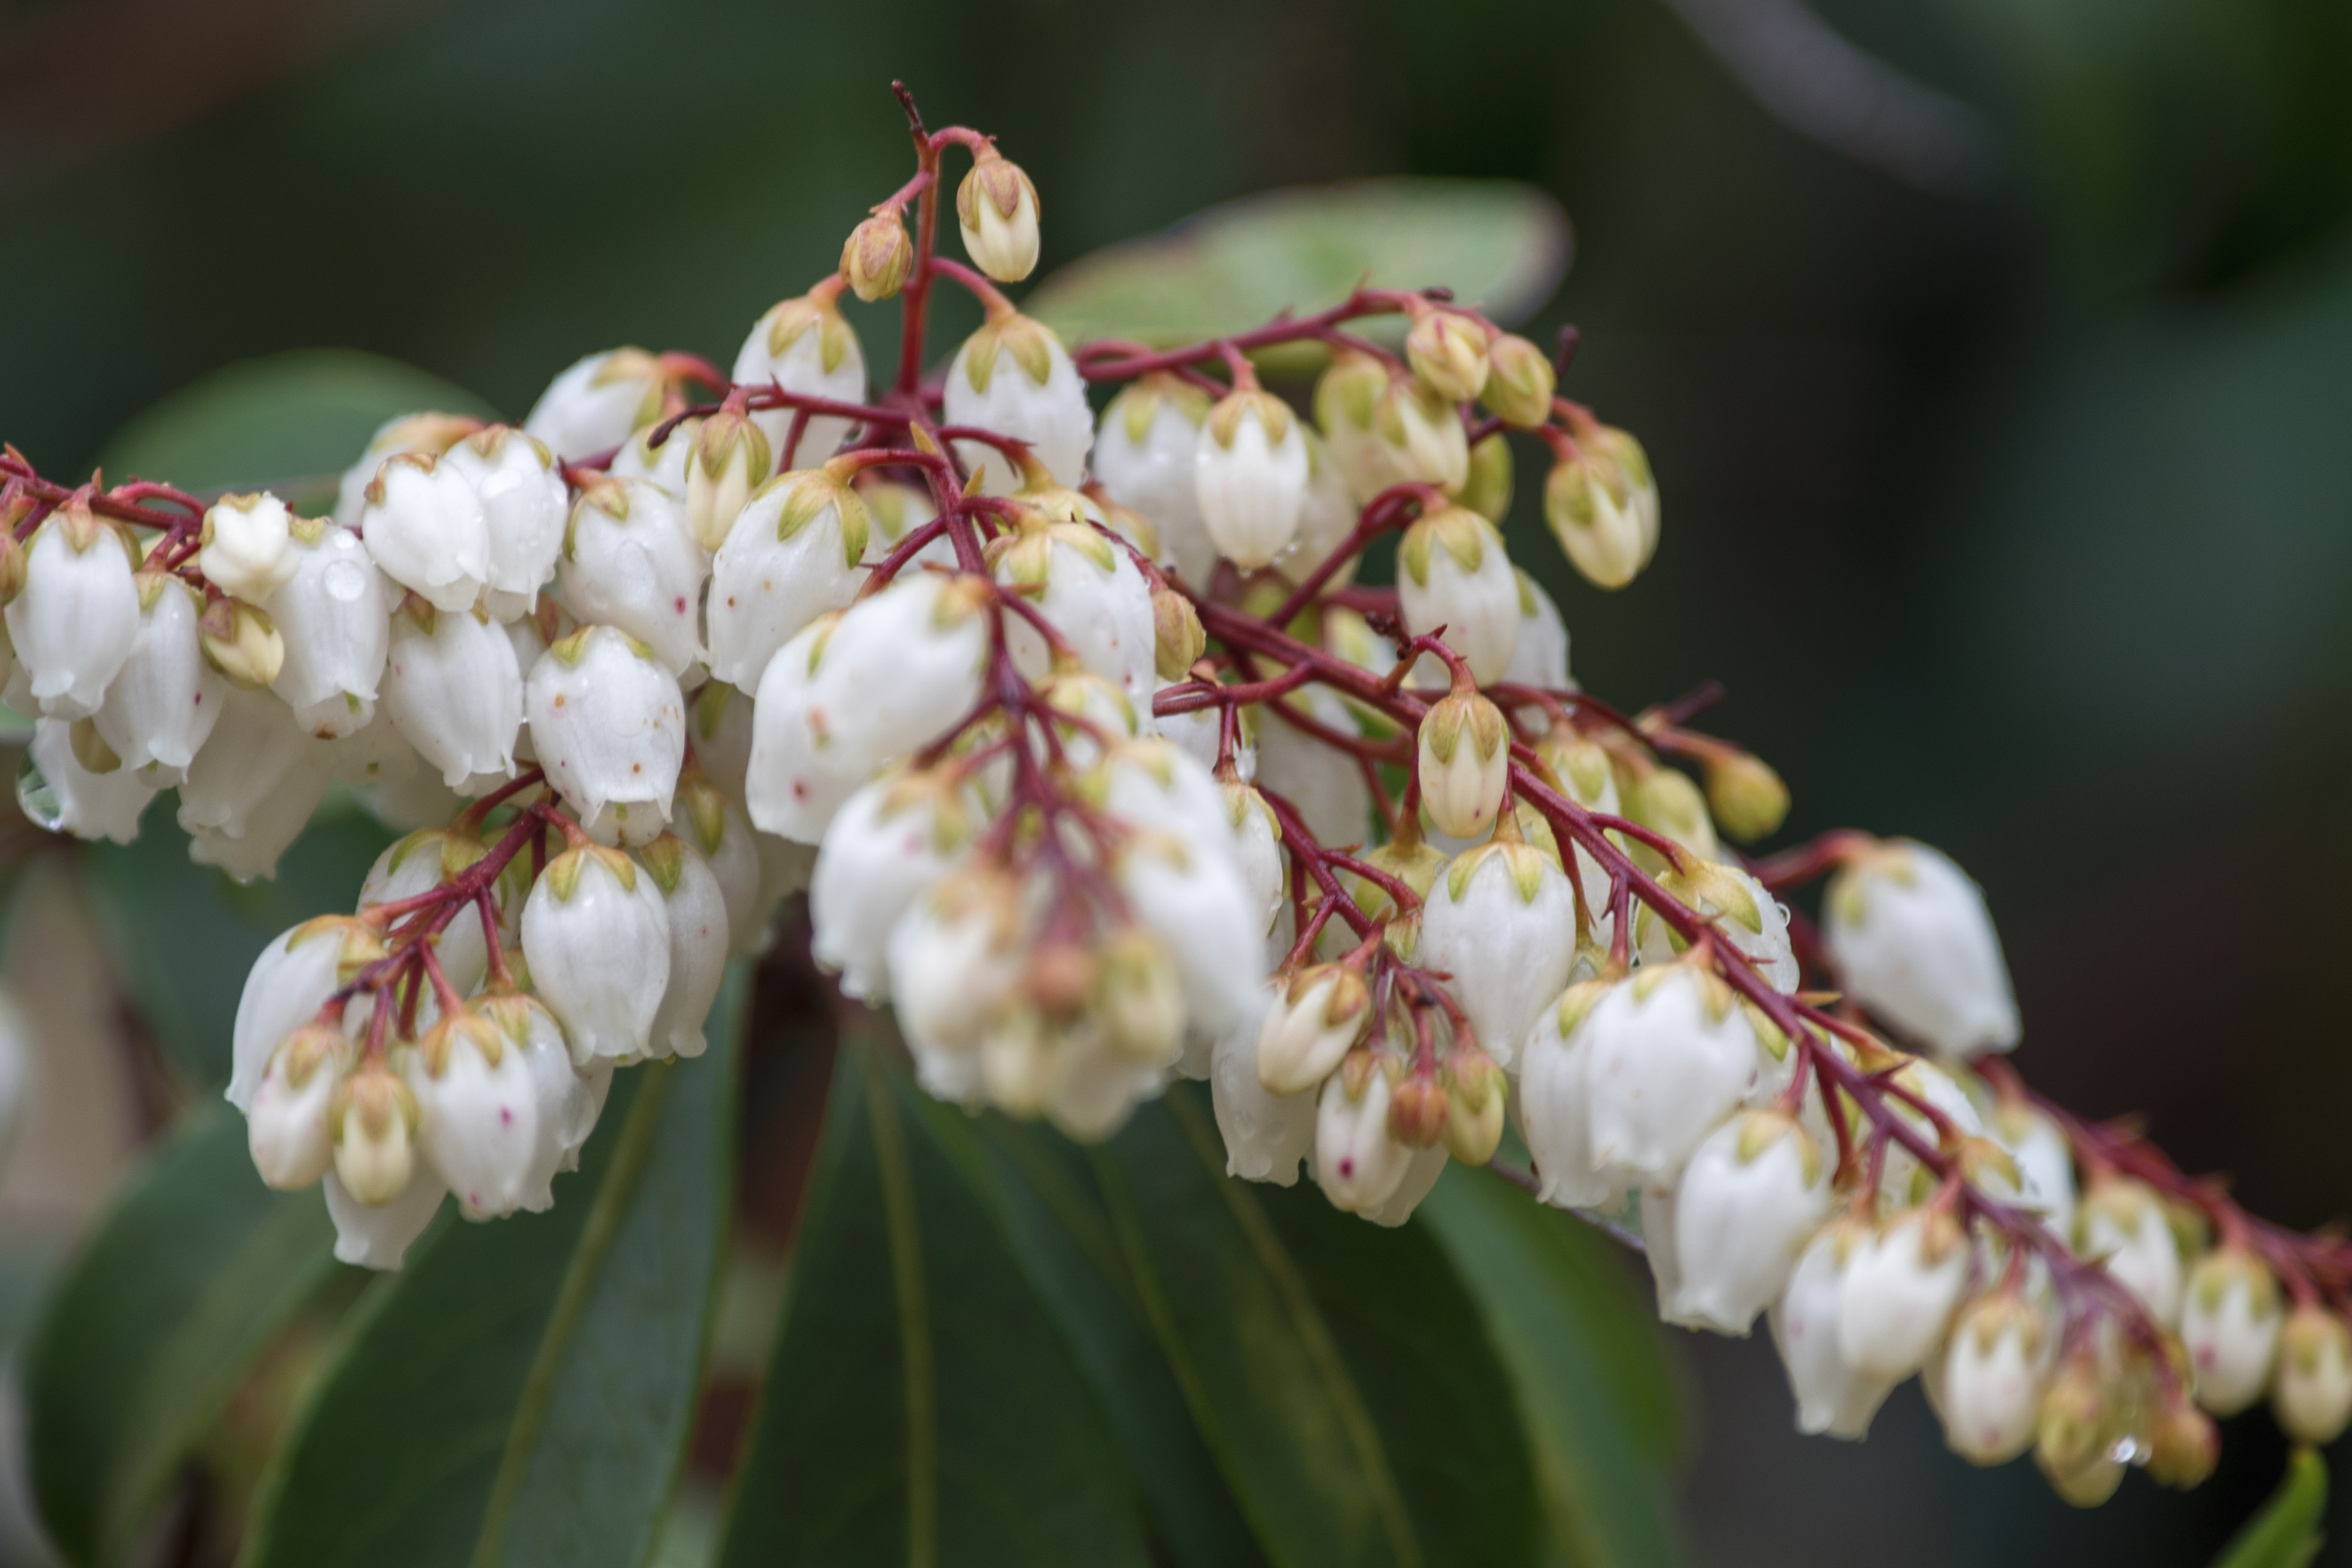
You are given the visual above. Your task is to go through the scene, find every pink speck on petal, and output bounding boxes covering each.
[500,1106,513,1125]
[1339,1157,1355,1178]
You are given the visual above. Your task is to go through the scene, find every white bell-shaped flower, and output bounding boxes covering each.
[1836,1206,1971,1380]
[176,684,323,840]
[1584,964,1763,1184]
[1670,1110,1830,1335]
[996,518,1156,708]
[1823,840,2019,1059]
[1503,569,1572,694]
[1364,1147,1451,1229]
[474,991,596,1208]
[608,420,696,496]
[1095,375,1214,583]
[734,295,866,466]
[324,1164,446,1270]
[443,425,567,621]
[246,1024,346,1190]
[1194,389,1309,569]
[228,915,381,1110]
[1253,685,1375,849]
[1417,688,1509,843]
[1271,433,1362,591]
[198,492,299,602]
[2078,1176,2184,1328]
[1397,505,1520,686]
[7,504,141,719]
[745,574,991,843]
[358,828,492,997]
[525,626,686,841]
[522,348,664,461]
[1224,782,1285,942]
[1211,988,1316,1185]
[810,768,973,1002]
[1990,1100,2076,1240]
[1419,830,1574,1071]
[2274,1306,2352,1446]
[1314,1058,1414,1215]
[1518,981,1620,1209]
[263,519,390,737]
[638,835,731,1059]
[942,313,1091,494]
[1116,832,1264,1040]
[1870,1055,1985,1209]
[521,843,673,1062]
[556,477,709,678]
[707,466,868,688]
[188,742,336,883]
[1938,1292,2051,1465]
[381,598,521,791]
[1770,1220,1898,1439]
[358,452,491,613]
[1636,863,1798,994]
[885,865,1025,1057]
[24,716,155,843]
[406,1012,539,1219]
[1255,964,1372,1097]
[2180,1248,2282,1416]
[332,411,482,528]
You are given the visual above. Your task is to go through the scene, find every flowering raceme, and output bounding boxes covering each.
[1,94,2343,1523]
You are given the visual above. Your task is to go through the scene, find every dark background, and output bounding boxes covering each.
[3,0,2348,1561]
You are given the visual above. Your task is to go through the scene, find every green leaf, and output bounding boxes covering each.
[83,808,396,1088]
[97,347,497,509]
[24,1103,338,1568]
[716,1034,1153,1568]
[1420,1168,1684,1568]
[240,963,750,1568]
[2210,1448,2329,1568]
[1091,1086,1539,1568]
[1026,179,1570,366]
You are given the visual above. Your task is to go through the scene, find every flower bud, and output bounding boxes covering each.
[520,844,673,1062]
[1419,831,1574,1071]
[1313,350,1401,504]
[2144,1398,2218,1490]
[2034,1353,2118,1491]
[2078,1177,2185,1329]
[1771,1219,1899,1439]
[381,597,522,792]
[199,492,299,601]
[1938,1292,2050,1465]
[1457,432,1513,526]
[0,526,27,604]
[246,1023,347,1190]
[957,147,1042,282]
[841,209,914,301]
[360,451,491,613]
[1585,965,1762,1184]
[1094,926,1185,1065]
[1836,1206,1970,1380]
[1315,1054,1414,1214]
[526,626,686,842]
[1704,748,1788,843]
[330,1061,419,1205]
[736,294,866,466]
[687,409,774,553]
[2274,1304,2352,1446]
[945,313,1093,494]
[198,596,285,690]
[1398,506,1520,685]
[1195,389,1310,569]
[1373,378,1471,494]
[1544,427,1658,590]
[1481,333,1557,428]
[1416,688,1509,841]
[1440,1047,1507,1165]
[442,425,567,623]
[522,348,664,462]
[6,503,140,719]
[1671,1110,1830,1335]
[558,476,708,678]
[1824,839,2020,1061]
[1623,765,1719,874]
[637,834,731,1060]
[2178,1247,2280,1416]
[262,519,390,737]
[1386,1073,1450,1149]
[1405,309,1490,403]
[708,466,867,687]
[1993,1100,2077,1241]
[332,411,483,528]
[1255,964,1371,1095]
[1212,989,1316,1185]
[1152,588,1206,682]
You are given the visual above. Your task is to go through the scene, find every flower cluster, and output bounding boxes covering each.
[3,89,2343,1497]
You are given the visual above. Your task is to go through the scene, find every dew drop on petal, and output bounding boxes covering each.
[324,560,370,603]
[16,751,64,833]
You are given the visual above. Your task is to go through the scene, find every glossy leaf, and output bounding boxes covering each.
[2210,1448,2329,1568]
[240,963,748,1568]
[1026,179,1570,361]
[716,1035,1153,1568]
[1091,1086,1539,1568]
[1420,1168,1684,1568]
[24,1104,337,1568]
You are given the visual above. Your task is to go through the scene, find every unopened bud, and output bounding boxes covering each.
[1386,1073,1449,1147]
[0,525,26,604]
[200,596,286,688]
[2034,1355,2114,1484]
[957,148,1042,283]
[1257,964,1371,1096]
[1441,1048,1507,1163]
[1417,688,1511,841]
[1544,425,1659,590]
[687,410,773,551]
[1152,588,1206,681]
[841,210,915,302]
[1459,432,1513,525]
[1026,939,1096,1022]
[330,1061,418,1205]
[1704,748,1789,841]
[1094,926,1184,1064]
[2143,1398,2218,1489]
[2274,1304,2352,1446]
[1481,333,1557,428]
[1405,309,1490,403]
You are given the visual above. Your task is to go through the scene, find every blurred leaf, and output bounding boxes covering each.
[942,1112,1270,1568]
[24,1104,337,1568]
[1091,1086,1539,1568]
[83,808,395,1088]
[716,1034,1152,1568]
[2209,1448,2329,1568]
[1420,1168,1684,1568]
[97,347,497,508]
[1027,179,1570,365]
[241,964,748,1568]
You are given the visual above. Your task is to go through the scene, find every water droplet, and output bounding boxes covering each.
[2109,1435,2146,1466]
[16,749,65,832]
[324,560,369,603]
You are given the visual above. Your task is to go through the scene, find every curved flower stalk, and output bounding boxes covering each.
[0,86,2342,1516]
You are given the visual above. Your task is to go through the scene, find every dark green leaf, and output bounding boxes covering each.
[25,1104,337,1568]
[1091,1086,1539,1568]
[1025,179,1569,365]
[240,963,749,1568]
[1420,1168,1684,1568]
[97,347,498,509]
[2210,1448,2329,1568]
[716,1034,1153,1568]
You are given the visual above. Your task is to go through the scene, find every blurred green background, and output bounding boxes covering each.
[2,0,2348,1561]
